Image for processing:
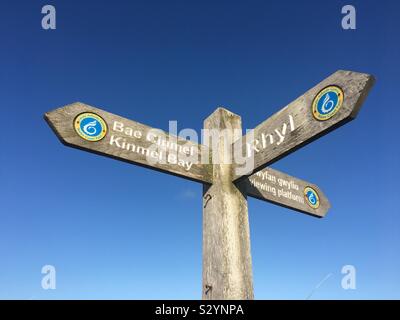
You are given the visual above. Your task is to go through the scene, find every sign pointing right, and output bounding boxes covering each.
[244,167,330,218]
[233,70,375,181]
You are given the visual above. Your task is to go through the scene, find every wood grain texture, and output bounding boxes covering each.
[245,167,330,218]
[233,70,375,181]
[44,102,212,183]
[202,108,254,300]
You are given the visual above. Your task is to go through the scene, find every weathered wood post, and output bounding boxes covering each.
[44,70,374,300]
[202,108,254,300]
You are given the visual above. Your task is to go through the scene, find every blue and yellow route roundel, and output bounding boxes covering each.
[304,186,320,209]
[312,85,344,121]
[74,112,107,142]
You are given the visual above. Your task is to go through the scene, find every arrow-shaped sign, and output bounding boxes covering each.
[233,70,375,181]
[244,167,330,217]
[44,102,213,183]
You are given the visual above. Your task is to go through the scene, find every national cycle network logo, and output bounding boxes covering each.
[74,112,108,141]
[304,186,320,209]
[312,85,344,121]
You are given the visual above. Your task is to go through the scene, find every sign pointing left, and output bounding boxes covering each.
[44,102,213,183]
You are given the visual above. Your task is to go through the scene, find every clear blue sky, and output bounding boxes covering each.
[0,0,399,299]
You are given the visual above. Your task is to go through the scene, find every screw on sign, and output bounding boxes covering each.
[44,70,374,299]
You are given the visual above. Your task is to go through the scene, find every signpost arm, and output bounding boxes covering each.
[232,70,375,181]
[202,108,254,300]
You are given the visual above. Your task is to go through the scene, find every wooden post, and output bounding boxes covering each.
[202,108,254,300]
[44,70,375,299]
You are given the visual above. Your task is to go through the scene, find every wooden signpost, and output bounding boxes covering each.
[44,70,374,299]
